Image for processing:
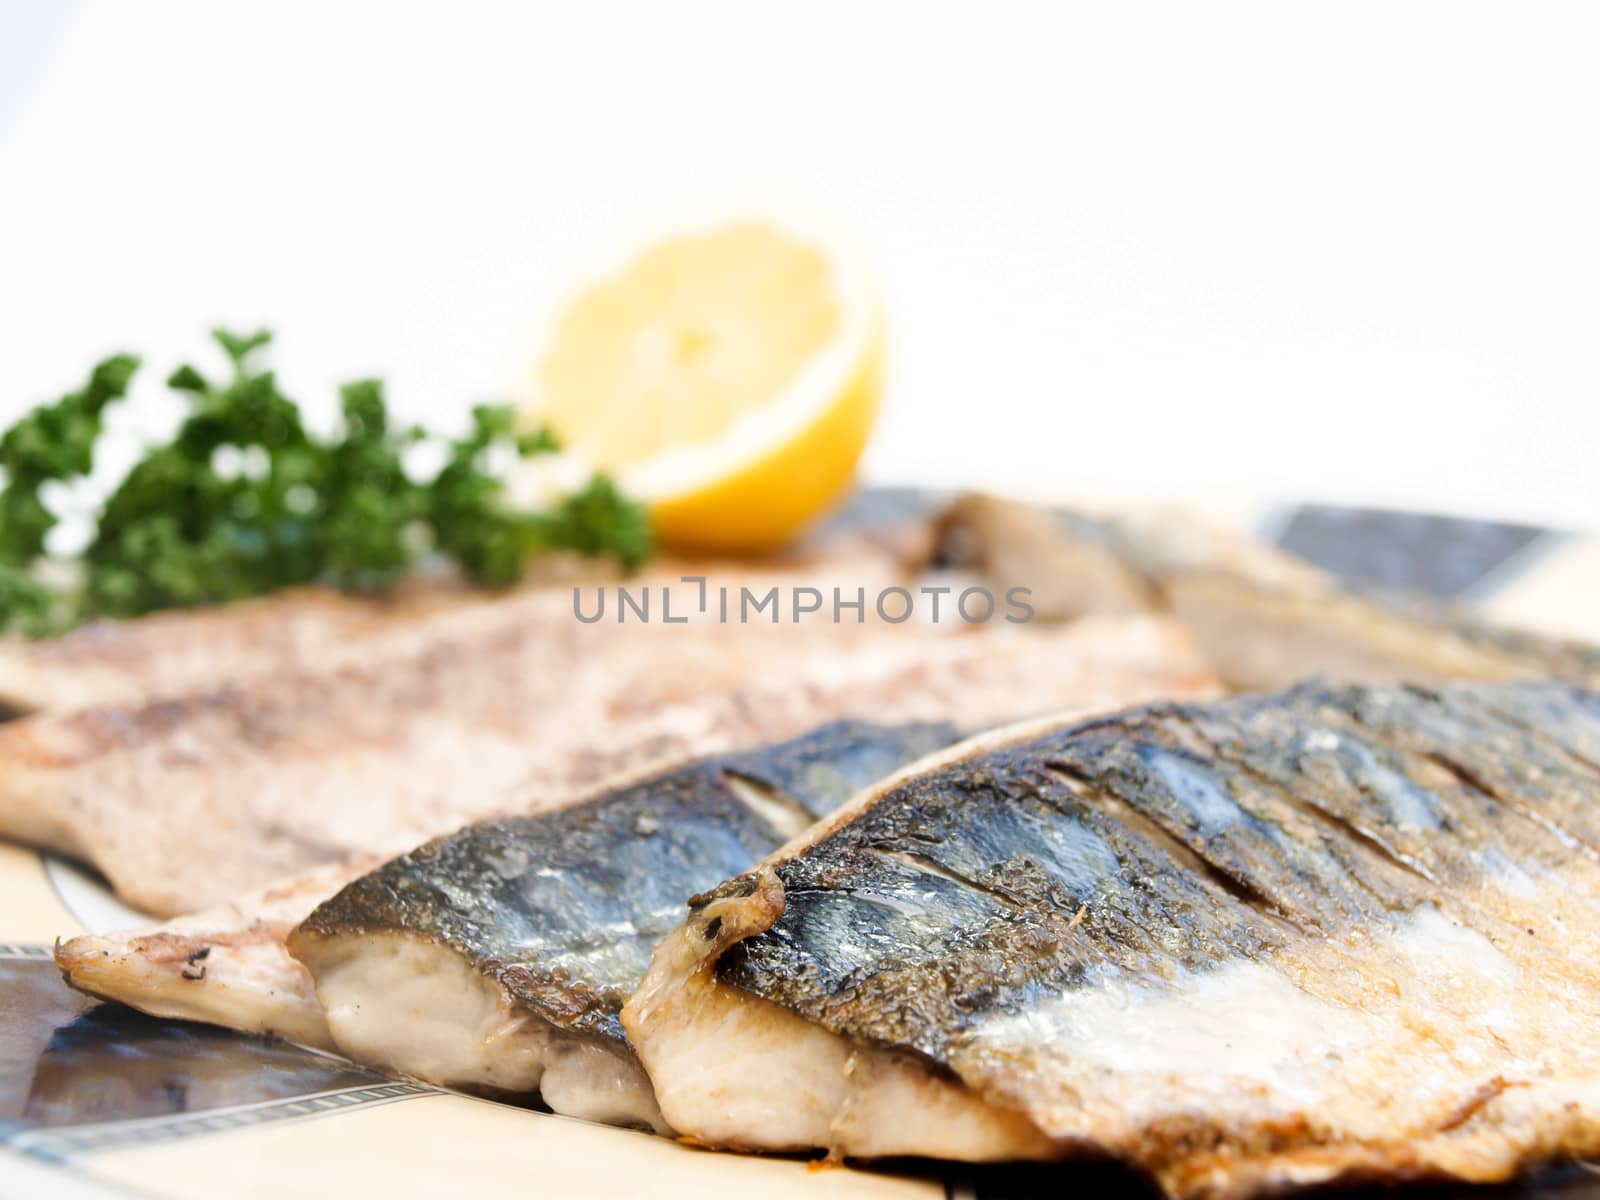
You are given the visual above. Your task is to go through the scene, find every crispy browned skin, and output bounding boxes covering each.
[0,541,934,913]
[936,493,1600,690]
[625,680,1600,1197]
[12,606,1211,916]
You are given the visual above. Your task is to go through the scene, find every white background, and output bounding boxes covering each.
[2,1,1596,531]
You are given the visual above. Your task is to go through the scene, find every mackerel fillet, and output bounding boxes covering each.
[624,680,1600,1197]
[287,720,959,1129]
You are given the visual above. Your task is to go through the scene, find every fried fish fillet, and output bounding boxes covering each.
[55,613,1218,1048]
[624,680,1600,1197]
[0,498,968,915]
[285,720,962,1129]
[936,493,1600,690]
[0,543,958,916]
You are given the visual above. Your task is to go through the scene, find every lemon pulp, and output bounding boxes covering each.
[529,221,883,553]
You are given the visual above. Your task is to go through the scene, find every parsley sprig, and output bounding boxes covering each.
[0,329,651,634]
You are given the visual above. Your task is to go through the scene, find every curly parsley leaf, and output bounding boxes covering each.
[0,352,139,564]
[1,330,652,633]
[0,563,63,638]
[537,474,653,569]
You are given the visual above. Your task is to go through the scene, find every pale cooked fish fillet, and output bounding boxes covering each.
[936,492,1600,690]
[0,539,953,916]
[0,504,950,914]
[55,613,1219,1047]
[623,679,1600,1197]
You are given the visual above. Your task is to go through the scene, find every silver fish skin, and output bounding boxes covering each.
[287,720,962,1130]
[624,680,1600,1197]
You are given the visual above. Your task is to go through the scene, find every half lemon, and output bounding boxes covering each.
[525,220,883,553]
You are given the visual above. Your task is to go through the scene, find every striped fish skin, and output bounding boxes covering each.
[287,720,961,1130]
[623,681,1600,1196]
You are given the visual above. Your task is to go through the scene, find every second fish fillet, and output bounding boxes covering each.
[287,720,961,1129]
